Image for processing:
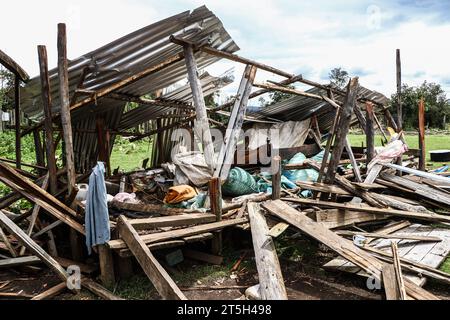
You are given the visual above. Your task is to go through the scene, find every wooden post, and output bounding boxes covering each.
[271,156,281,200]
[418,98,426,171]
[33,129,45,172]
[183,44,216,172]
[365,102,375,164]
[98,244,116,288]
[96,114,111,176]
[57,23,76,195]
[209,177,222,255]
[321,78,359,200]
[391,241,407,300]
[37,45,58,195]
[396,49,403,170]
[14,75,21,169]
[215,65,257,181]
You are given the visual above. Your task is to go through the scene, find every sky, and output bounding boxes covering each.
[2,0,450,101]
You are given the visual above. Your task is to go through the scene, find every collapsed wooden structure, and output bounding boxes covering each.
[0,6,449,300]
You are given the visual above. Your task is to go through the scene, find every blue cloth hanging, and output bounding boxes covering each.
[85,162,110,255]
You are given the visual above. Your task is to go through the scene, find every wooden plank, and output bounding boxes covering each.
[418,98,426,171]
[391,242,407,300]
[98,244,115,288]
[0,255,41,268]
[111,201,197,216]
[117,215,187,300]
[0,49,29,81]
[129,213,216,230]
[271,156,282,200]
[382,264,400,300]
[0,225,17,257]
[321,77,359,198]
[262,200,438,300]
[296,181,351,196]
[248,203,287,300]
[108,218,248,250]
[57,23,77,196]
[14,76,21,169]
[37,45,58,194]
[315,209,388,229]
[344,138,362,182]
[209,177,223,255]
[81,277,124,300]
[282,197,450,224]
[215,65,257,181]
[0,176,84,235]
[335,230,442,242]
[365,102,375,164]
[183,44,216,172]
[0,210,68,281]
[31,282,66,300]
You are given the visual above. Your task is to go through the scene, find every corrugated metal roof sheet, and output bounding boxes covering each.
[248,85,388,133]
[19,6,239,172]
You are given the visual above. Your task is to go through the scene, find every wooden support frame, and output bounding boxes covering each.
[418,98,426,171]
[0,210,68,282]
[215,65,257,181]
[37,45,58,194]
[117,215,187,300]
[183,44,216,172]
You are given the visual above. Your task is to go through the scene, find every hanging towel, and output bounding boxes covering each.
[85,162,111,255]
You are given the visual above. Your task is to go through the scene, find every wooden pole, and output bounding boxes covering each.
[366,102,375,164]
[271,156,281,200]
[321,78,359,200]
[37,45,58,195]
[396,49,403,170]
[209,177,222,255]
[418,98,426,171]
[57,23,76,195]
[14,75,21,169]
[183,44,216,172]
[96,114,111,176]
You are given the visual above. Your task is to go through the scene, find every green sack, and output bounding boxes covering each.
[222,167,259,196]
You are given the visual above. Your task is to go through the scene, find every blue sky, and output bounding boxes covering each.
[2,0,450,99]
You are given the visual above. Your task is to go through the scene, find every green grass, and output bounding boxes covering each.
[347,134,450,168]
[110,136,153,172]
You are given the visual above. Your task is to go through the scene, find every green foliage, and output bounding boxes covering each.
[262,84,296,107]
[390,81,450,129]
[0,69,14,111]
[329,67,349,89]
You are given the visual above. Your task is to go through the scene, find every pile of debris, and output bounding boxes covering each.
[0,6,448,300]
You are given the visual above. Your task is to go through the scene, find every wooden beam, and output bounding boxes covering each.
[248,203,287,300]
[271,156,282,200]
[344,138,362,182]
[335,230,441,242]
[366,102,375,164]
[183,44,216,172]
[282,197,450,224]
[31,282,67,300]
[395,49,403,169]
[0,210,68,281]
[215,65,257,181]
[0,255,41,268]
[130,213,216,230]
[321,77,359,196]
[14,75,21,169]
[108,218,248,250]
[0,49,29,81]
[117,215,187,300]
[382,264,399,300]
[418,98,426,171]
[209,177,223,255]
[37,45,58,194]
[57,23,77,196]
[391,241,407,300]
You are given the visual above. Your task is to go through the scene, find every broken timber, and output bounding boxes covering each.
[248,203,287,300]
[117,215,187,300]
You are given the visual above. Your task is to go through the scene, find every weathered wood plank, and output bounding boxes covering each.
[129,213,216,230]
[248,203,287,300]
[117,215,187,300]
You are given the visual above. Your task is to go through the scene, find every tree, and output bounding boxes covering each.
[0,69,14,112]
[390,81,450,129]
[263,84,296,107]
[329,67,349,89]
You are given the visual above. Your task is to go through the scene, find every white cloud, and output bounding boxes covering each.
[2,0,450,99]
